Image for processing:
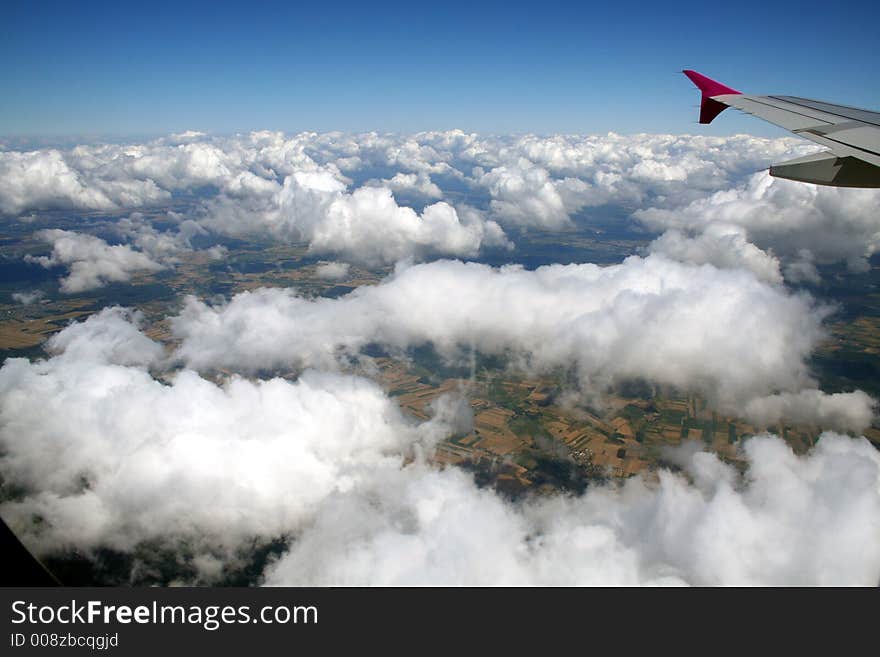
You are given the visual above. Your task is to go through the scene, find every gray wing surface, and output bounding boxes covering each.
[684,70,880,187]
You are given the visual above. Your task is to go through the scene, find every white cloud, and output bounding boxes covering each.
[0,131,828,266]
[168,130,208,143]
[202,170,511,266]
[374,172,443,199]
[303,186,509,265]
[2,310,878,586]
[475,161,578,229]
[466,132,815,214]
[43,307,165,367]
[743,389,877,434]
[0,308,460,569]
[170,255,857,423]
[25,229,163,293]
[23,215,225,293]
[636,172,880,276]
[265,433,880,586]
[0,150,169,214]
[0,132,815,222]
[784,250,822,285]
[114,213,223,263]
[2,130,879,587]
[8,130,870,276]
[647,223,783,285]
[11,290,45,305]
[314,261,351,280]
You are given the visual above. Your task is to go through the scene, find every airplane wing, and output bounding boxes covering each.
[683,69,880,187]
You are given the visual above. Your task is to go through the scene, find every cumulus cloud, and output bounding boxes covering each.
[0,131,325,217]
[0,150,169,215]
[314,261,351,280]
[0,309,460,572]
[113,213,226,263]
[1,310,878,586]
[647,223,783,284]
[25,229,163,293]
[474,161,582,230]
[43,307,165,367]
[373,172,443,199]
[265,433,880,586]
[2,130,879,587]
[783,250,822,285]
[465,132,815,216]
[636,172,880,277]
[168,130,208,143]
[202,170,510,265]
[169,255,859,422]
[11,290,45,305]
[743,389,877,434]
[295,183,509,265]
[22,214,226,293]
[0,131,819,221]
[0,130,832,267]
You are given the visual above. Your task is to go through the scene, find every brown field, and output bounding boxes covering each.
[0,301,94,351]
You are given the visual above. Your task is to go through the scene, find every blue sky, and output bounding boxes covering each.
[3,0,879,137]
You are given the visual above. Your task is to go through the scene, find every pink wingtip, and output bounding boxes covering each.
[682,70,740,97]
[682,70,741,124]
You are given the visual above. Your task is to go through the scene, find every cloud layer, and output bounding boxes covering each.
[1,310,877,586]
[7,130,877,272]
[266,432,880,586]
[636,171,880,276]
[2,130,879,586]
[170,254,876,430]
[0,309,459,569]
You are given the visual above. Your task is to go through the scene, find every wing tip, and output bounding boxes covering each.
[683,70,741,124]
[682,70,741,97]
